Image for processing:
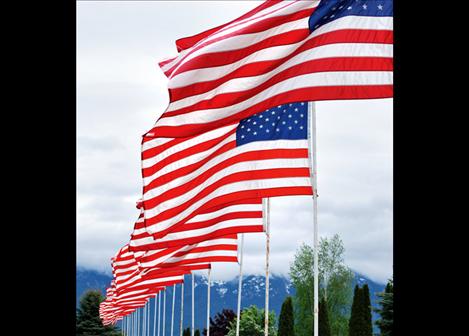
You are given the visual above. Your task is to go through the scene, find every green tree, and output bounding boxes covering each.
[227,305,277,336]
[76,290,121,336]
[374,278,393,336]
[183,327,191,336]
[289,235,354,336]
[348,285,364,336]
[278,296,294,336]
[361,284,372,336]
[195,329,201,336]
[318,298,331,336]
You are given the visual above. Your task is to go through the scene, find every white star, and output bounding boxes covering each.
[247,119,251,122]
[265,118,269,122]
[247,128,251,132]
[253,121,257,125]
[362,4,367,10]
[266,129,270,133]
[272,111,276,115]
[332,6,336,11]
[259,115,263,118]
[283,109,286,112]
[378,4,383,10]
[272,123,275,126]
[277,116,281,120]
[282,121,286,125]
[241,125,244,129]
[253,132,257,135]
[315,24,319,28]
[300,126,304,130]
[294,120,298,124]
[289,104,292,107]
[300,114,304,118]
[301,102,304,106]
[241,135,245,138]
[347,6,352,10]
[330,14,335,18]
[294,108,298,111]
[276,128,280,132]
[339,5,344,9]
[288,114,292,118]
[288,126,292,130]
[259,125,263,128]
[278,105,281,108]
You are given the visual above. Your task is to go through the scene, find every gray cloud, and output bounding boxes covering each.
[77,1,393,285]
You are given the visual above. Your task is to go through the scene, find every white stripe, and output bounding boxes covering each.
[145,176,311,235]
[168,43,393,112]
[142,137,173,152]
[168,16,393,88]
[131,217,262,248]
[158,70,393,128]
[161,250,238,264]
[144,156,310,217]
[161,0,315,73]
[142,123,237,169]
[136,276,184,288]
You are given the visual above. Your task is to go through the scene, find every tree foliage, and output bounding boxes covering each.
[289,234,354,336]
[361,284,373,336]
[374,278,393,336]
[204,309,236,336]
[318,298,331,336]
[227,305,277,336]
[278,296,294,336]
[195,329,201,336]
[348,285,364,336]
[183,327,191,336]
[76,290,121,336]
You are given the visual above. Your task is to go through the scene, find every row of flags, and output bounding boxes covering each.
[99,0,393,327]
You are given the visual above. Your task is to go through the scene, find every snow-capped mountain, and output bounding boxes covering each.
[76,268,385,333]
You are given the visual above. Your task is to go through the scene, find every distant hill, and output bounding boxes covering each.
[76,268,385,333]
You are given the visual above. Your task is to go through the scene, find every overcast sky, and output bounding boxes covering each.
[77,1,393,284]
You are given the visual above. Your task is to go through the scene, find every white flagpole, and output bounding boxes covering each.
[235,234,244,336]
[144,303,147,336]
[163,289,167,336]
[308,101,319,336]
[180,282,184,336]
[171,284,176,336]
[158,292,161,336]
[138,308,141,336]
[263,197,270,336]
[206,267,212,336]
[191,273,195,336]
[154,294,158,336]
[148,299,151,336]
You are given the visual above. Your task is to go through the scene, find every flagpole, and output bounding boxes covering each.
[158,291,161,336]
[153,294,157,336]
[138,308,141,336]
[144,303,147,336]
[235,234,244,336]
[206,267,212,336]
[308,101,319,336]
[264,197,270,336]
[180,282,184,336]
[163,289,167,336]
[171,284,176,336]
[148,299,151,336]
[191,273,195,336]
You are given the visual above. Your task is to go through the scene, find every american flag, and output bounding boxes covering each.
[130,199,263,251]
[152,0,393,138]
[141,102,312,239]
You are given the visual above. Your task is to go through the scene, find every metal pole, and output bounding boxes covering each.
[163,289,167,336]
[138,308,141,336]
[154,294,158,336]
[180,282,184,336]
[206,267,212,336]
[235,234,244,336]
[191,273,195,336]
[148,299,151,336]
[171,284,176,336]
[144,303,147,336]
[158,291,161,336]
[264,198,270,336]
[308,101,319,336]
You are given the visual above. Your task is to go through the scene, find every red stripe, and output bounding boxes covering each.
[160,256,239,268]
[174,0,282,52]
[142,128,236,179]
[144,167,311,226]
[143,140,236,192]
[151,85,393,138]
[169,29,393,103]
[148,185,312,240]
[144,148,309,209]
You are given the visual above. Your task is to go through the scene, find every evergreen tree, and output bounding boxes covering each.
[374,278,393,336]
[278,296,294,336]
[183,327,191,336]
[348,285,364,336]
[318,298,331,336]
[203,309,236,336]
[195,329,201,336]
[361,284,373,336]
[76,289,121,336]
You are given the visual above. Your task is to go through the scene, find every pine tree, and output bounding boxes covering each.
[204,309,236,336]
[348,285,363,336]
[76,289,121,336]
[361,284,373,336]
[183,327,191,336]
[278,296,294,336]
[374,278,393,336]
[318,298,331,336]
[195,329,201,336]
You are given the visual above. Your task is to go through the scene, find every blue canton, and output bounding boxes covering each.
[309,0,393,32]
[236,102,308,146]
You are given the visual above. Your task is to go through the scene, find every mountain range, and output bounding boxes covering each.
[76,267,385,333]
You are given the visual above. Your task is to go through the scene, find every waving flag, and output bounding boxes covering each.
[130,199,263,251]
[152,0,393,138]
[141,102,312,239]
